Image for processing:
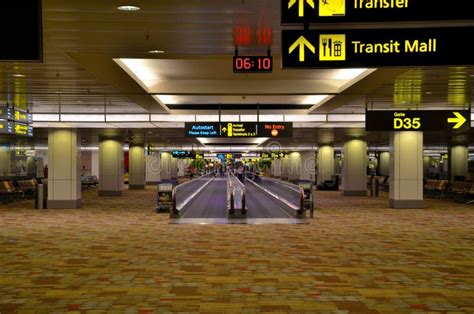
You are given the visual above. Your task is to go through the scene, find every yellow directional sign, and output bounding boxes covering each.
[288,0,315,17]
[289,35,315,62]
[447,112,467,129]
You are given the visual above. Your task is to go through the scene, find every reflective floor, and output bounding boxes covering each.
[0,187,473,312]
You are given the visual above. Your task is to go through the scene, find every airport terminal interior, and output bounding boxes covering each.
[0,1,473,313]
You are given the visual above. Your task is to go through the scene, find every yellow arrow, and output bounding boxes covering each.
[288,0,315,17]
[447,111,467,129]
[289,35,315,62]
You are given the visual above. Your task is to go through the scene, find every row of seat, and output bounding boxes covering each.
[0,178,40,203]
[81,175,99,188]
[424,179,474,202]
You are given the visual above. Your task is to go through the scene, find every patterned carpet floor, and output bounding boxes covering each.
[0,187,473,313]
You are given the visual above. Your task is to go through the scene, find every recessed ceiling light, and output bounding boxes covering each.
[426,91,432,94]
[76,100,83,103]
[12,74,25,78]
[117,5,140,11]
[147,49,165,54]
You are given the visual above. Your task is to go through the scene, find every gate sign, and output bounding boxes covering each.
[366,110,470,132]
[281,0,474,24]
[282,27,474,68]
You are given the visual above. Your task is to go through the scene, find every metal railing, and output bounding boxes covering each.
[171,172,214,218]
[227,171,246,218]
[253,174,305,218]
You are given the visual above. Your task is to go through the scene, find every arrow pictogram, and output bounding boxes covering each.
[222,127,227,133]
[288,0,315,17]
[447,112,467,129]
[289,35,315,62]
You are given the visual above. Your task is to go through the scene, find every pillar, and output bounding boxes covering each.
[272,159,282,177]
[341,139,367,196]
[170,157,178,180]
[281,158,289,180]
[129,144,146,189]
[160,152,172,181]
[379,152,390,176]
[91,149,99,178]
[288,152,301,182]
[0,146,12,177]
[146,153,160,184]
[317,145,334,183]
[300,151,316,183]
[389,131,424,209]
[47,129,81,208]
[99,137,124,196]
[450,145,468,181]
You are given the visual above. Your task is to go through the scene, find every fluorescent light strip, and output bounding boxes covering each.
[285,114,326,122]
[327,114,366,122]
[60,114,105,122]
[151,114,195,122]
[32,114,60,122]
[106,114,149,122]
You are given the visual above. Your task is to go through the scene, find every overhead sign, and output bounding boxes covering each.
[366,110,470,132]
[185,123,220,137]
[221,123,257,137]
[0,1,43,62]
[233,56,273,73]
[172,151,195,159]
[13,109,32,123]
[13,123,33,137]
[282,27,474,68]
[0,106,13,120]
[0,120,14,134]
[282,0,474,24]
[258,122,293,137]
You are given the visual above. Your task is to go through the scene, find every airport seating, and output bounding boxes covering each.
[0,180,23,203]
[443,181,471,201]
[317,176,339,191]
[424,179,448,198]
[16,178,38,199]
[81,175,99,189]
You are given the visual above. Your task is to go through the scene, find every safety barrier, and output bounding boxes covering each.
[252,174,305,218]
[171,172,214,218]
[227,171,246,218]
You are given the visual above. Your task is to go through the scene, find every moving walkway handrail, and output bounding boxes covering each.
[253,174,305,217]
[171,172,214,216]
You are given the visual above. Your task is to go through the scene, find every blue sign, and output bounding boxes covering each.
[185,123,220,137]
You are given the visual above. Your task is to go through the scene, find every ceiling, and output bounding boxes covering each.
[0,0,473,147]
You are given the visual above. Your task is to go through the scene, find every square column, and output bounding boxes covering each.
[129,144,146,189]
[450,145,468,181]
[99,137,124,196]
[379,152,390,176]
[146,153,161,184]
[390,131,424,209]
[317,145,334,183]
[341,139,367,196]
[160,152,172,181]
[47,129,81,209]
[300,151,316,183]
[272,159,282,178]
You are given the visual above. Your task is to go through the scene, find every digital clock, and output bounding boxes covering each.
[233,56,273,73]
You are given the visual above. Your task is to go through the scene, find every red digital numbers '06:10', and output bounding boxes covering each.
[234,56,272,72]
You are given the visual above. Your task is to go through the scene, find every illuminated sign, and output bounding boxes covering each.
[221,123,257,137]
[185,122,294,138]
[0,106,13,120]
[366,110,470,132]
[0,120,14,134]
[14,109,32,123]
[172,151,196,158]
[0,0,43,61]
[282,27,474,68]
[233,56,273,73]
[281,0,474,24]
[13,123,33,137]
[257,122,293,138]
[184,123,220,137]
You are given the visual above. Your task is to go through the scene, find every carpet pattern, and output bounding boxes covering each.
[0,188,473,313]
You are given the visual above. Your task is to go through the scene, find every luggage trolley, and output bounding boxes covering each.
[299,182,314,217]
[156,183,173,213]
